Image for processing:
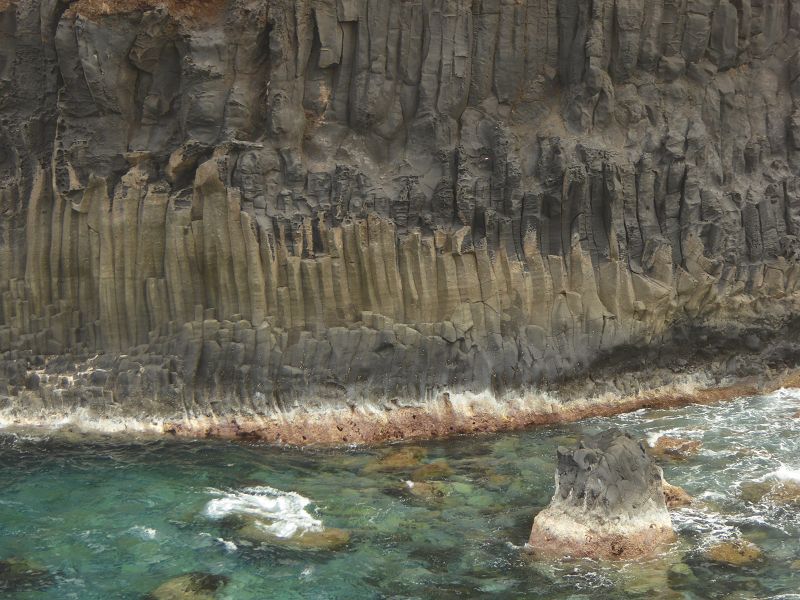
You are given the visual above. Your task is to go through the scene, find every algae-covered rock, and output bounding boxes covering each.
[237,522,350,552]
[144,572,229,600]
[704,540,763,566]
[740,482,772,503]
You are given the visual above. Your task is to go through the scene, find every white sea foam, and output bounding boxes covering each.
[204,486,323,539]
[766,465,800,484]
[671,507,741,547]
[216,537,238,552]
[128,525,157,540]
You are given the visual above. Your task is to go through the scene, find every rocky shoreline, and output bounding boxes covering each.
[2,334,799,445]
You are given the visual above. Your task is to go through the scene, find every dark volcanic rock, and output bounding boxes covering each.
[527,429,676,560]
[1,0,800,432]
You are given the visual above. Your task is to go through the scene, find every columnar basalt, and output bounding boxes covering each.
[527,429,676,560]
[2,0,800,439]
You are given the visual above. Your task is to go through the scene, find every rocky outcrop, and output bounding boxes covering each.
[2,0,800,437]
[527,429,676,559]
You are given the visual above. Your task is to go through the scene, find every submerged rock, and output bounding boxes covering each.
[402,480,450,503]
[663,481,693,508]
[410,460,453,481]
[144,572,229,600]
[527,429,676,560]
[649,437,703,460]
[739,482,773,504]
[362,447,427,473]
[667,561,698,584]
[622,560,686,599]
[203,485,349,552]
[740,480,800,506]
[237,521,350,552]
[0,558,54,592]
[704,540,763,566]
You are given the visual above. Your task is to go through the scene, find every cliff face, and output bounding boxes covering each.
[2,0,800,432]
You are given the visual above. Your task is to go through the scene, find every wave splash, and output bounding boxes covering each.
[204,486,323,539]
[764,465,800,484]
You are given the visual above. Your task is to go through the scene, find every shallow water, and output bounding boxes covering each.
[1,390,800,599]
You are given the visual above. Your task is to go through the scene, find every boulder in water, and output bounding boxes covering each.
[237,520,350,551]
[527,429,676,560]
[144,572,229,600]
[649,436,702,460]
[740,479,800,506]
[663,481,693,508]
[704,540,762,566]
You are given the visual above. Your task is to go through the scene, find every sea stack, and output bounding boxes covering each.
[528,429,676,560]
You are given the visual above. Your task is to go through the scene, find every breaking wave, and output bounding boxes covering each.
[204,485,323,539]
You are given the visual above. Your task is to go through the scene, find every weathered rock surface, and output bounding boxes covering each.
[527,429,676,559]
[2,0,800,437]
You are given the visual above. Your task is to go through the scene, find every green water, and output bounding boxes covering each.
[2,390,800,599]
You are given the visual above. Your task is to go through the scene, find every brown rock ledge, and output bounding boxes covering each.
[158,378,762,445]
[2,366,796,446]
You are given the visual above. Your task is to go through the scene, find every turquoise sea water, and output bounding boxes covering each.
[1,390,800,599]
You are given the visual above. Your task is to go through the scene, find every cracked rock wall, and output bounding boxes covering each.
[2,0,800,417]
